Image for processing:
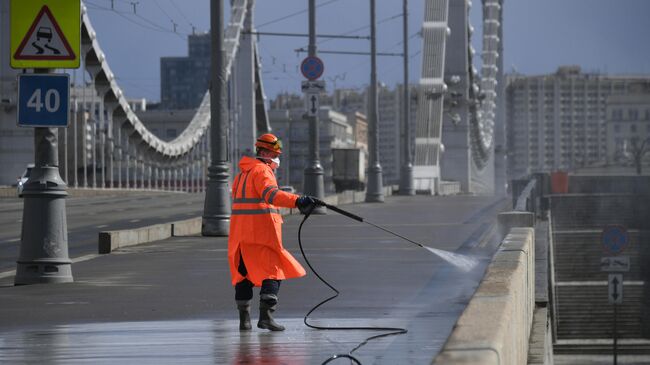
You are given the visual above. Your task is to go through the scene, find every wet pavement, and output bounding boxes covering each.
[0,195,506,364]
[0,192,207,272]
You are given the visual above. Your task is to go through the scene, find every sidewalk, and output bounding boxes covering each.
[0,195,506,364]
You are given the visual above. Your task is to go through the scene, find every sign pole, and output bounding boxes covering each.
[398,0,414,195]
[15,68,72,285]
[613,303,618,365]
[365,0,384,203]
[302,0,325,213]
[11,0,80,284]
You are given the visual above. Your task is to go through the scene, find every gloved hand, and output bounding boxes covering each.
[296,195,317,214]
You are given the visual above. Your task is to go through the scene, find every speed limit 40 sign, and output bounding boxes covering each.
[18,73,69,127]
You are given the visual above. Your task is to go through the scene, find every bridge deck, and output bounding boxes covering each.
[0,194,505,364]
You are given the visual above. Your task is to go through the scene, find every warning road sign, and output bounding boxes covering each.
[11,0,80,69]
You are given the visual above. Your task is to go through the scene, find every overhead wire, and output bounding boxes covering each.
[168,0,198,33]
[315,12,403,47]
[153,1,179,31]
[256,0,342,29]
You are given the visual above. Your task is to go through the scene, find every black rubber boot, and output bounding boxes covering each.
[236,301,252,331]
[257,301,285,331]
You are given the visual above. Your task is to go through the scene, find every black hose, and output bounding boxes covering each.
[297,205,408,365]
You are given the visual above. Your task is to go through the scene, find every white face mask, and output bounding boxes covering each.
[270,157,280,169]
[260,156,280,169]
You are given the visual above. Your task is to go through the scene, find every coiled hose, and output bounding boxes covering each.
[297,205,408,364]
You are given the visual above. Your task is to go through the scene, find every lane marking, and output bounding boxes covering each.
[129,219,141,223]
[72,254,100,263]
[96,224,108,228]
[0,269,16,279]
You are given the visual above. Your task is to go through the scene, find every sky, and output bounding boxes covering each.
[80,0,650,103]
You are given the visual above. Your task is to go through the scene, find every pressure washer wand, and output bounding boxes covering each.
[320,202,426,249]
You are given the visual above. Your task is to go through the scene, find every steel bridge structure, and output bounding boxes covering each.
[0,0,504,195]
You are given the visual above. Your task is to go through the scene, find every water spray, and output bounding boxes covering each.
[319,202,479,272]
[297,202,479,364]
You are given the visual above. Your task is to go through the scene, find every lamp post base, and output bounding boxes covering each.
[365,164,384,203]
[202,164,231,236]
[398,164,415,195]
[304,164,326,214]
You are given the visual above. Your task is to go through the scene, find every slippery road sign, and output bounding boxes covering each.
[11,0,80,69]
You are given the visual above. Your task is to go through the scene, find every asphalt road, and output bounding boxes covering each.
[0,194,508,364]
[0,192,207,272]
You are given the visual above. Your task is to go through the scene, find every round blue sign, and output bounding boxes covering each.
[300,56,324,80]
[601,225,629,254]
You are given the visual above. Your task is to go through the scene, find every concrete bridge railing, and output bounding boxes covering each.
[434,226,536,365]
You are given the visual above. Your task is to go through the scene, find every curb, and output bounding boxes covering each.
[97,186,397,254]
[98,218,203,254]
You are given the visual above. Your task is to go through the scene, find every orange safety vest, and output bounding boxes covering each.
[227,156,306,286]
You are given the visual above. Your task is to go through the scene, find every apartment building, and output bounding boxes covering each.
[506,66,650,179]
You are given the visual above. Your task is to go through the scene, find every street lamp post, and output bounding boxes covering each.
[365,0,384,202]
[15,69,72,285]
[303,0,325,212]
[202,0,231,236]
[399,0,414,195]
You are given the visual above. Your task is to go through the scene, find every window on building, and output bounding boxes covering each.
[629,109,639,120]
[612,109,623,120]
[630,124,637,133]
[614,124,620,133]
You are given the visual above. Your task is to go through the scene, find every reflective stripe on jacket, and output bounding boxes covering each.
[227,156,306,286]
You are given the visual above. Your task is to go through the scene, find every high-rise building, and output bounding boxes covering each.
[506,66,650,179]
[160,33,210,109]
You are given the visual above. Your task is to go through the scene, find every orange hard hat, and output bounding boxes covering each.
[255,133,283,154]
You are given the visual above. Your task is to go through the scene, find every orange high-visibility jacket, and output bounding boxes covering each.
[228,156,306,286]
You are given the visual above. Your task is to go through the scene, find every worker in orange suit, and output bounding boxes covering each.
[229,133,319,331]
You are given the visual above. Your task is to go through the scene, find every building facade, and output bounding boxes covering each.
[160,33,210,109]
[605,82,650,166]
[346,111,368,153]
[327,86,416,185]
[268,108,356,193]
[272,84,418,185]
[506,66,650,179]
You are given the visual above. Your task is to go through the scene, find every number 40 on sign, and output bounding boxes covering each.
[17,74,69,127]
